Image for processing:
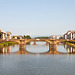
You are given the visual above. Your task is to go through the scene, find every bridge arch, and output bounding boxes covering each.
[25,40,51,45]
[9,39,58,54]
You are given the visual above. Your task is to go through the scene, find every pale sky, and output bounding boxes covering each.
[0,0,75,36]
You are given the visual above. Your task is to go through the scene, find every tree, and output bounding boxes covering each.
[25,35,31,39]
[0,32,2,38]
[17,37,20,39]
[23,35,26,39]
[12,36,15,39]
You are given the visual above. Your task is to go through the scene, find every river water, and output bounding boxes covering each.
[0,42,75,75]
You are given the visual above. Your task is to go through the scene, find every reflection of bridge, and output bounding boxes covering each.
[15,48,62,54]
[1,44,75,54]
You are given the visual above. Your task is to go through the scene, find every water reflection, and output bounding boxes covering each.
[64,44,75,53]
[0,43,75,54]
[0,46,11,54]
[0,45,19,54]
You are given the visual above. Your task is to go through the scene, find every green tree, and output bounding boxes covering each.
[17,37,20,39]
[25,35,31,39]
[12,36,15,39]
[23,35,26,39]
[0,32,2,38]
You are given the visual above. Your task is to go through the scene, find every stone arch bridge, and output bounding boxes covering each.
[9,39,66,51]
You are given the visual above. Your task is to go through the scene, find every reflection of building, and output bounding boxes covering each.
[1,46,12,53]
[2,47,7,53]
[7,46,11,53]
[64,44,75,53]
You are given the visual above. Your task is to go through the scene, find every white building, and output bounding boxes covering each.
[67,31,75,40]
[6,32,12,41]
[56,35,61,39]
[63,33,67,39]
[1,32,6,40]
[63,30,75,40]
[0,28,12,40]
[50,35,56,39]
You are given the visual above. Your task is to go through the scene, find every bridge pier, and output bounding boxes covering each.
[19,44,26,50]
[19,40,26,50]
[45,42,49,45]
[49,44,57,54]
[48,40,57,54]
[49,44,57,51]
[33,41,37,45]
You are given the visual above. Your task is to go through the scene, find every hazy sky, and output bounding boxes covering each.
[0,0,75,36]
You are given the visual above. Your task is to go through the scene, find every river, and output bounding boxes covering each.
[0,42,75,75]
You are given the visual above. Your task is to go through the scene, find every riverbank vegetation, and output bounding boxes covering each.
[0,32,2,39]
[0,42,18,48]
[63,41,75,47]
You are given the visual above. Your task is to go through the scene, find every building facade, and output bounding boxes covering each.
[56,35,61,39]
[63,33,67,39]
[0,29,12,40]
[1,32,6,40]
[63,31,75,40]
[50,35,56,39]
[6,32,12,41]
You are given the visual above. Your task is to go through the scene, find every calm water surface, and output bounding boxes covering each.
[0,42,75,75]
